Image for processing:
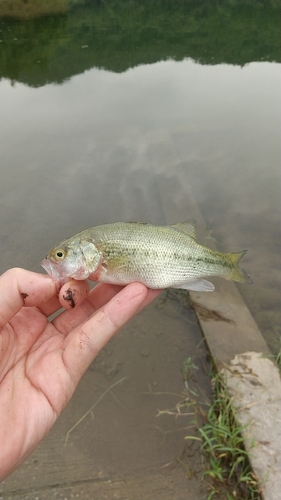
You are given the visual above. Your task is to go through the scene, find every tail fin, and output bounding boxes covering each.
[228,250,254,285]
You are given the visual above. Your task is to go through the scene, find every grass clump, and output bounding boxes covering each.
[153,356,261,499]
[182,360,261,500]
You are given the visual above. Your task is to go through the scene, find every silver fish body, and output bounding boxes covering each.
[41,221,254,292]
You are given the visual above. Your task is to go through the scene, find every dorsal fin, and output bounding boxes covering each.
[170,219,197,240]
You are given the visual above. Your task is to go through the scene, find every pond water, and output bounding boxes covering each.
[1,1,280,349]
[0,1,280,497]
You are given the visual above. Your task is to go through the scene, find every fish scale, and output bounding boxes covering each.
[41,221,254,292]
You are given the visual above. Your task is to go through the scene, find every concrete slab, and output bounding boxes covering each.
[0,471,207,500]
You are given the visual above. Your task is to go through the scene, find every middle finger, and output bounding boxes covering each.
[52,282,124,334]
[38,279,90,317]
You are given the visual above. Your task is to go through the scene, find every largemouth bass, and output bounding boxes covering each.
[41,220,254,292]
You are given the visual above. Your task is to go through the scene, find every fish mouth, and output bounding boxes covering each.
[41,259,67,289]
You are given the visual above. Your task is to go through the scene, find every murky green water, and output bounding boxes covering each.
[1,1,280,497]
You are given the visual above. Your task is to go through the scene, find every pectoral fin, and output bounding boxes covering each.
[173,279,215,292]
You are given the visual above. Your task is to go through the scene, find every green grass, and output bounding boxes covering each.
[183,364,261,500]
[186,364,260,500]
[153,354,261,498]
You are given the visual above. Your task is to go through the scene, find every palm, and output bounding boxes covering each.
[0,270,160,480]
[1,308,71,440]
[0,287,101,475]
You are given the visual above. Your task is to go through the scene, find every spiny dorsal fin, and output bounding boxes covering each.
[170,219,197,240]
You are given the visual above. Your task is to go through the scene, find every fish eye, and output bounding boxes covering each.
[55,249,66,260]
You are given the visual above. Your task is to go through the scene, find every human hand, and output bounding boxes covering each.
[0,268,160,480]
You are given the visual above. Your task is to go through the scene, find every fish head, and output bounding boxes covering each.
[41,238,103,286]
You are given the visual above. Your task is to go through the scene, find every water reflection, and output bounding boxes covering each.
[1,0,280,85]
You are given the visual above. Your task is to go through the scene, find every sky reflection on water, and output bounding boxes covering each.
[0,57,280,349]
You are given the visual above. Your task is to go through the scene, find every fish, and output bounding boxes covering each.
[41,220,254,292]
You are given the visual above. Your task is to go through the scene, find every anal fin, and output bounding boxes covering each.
[172,279,215,292]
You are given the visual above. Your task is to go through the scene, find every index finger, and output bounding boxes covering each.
[0,268,57,327]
